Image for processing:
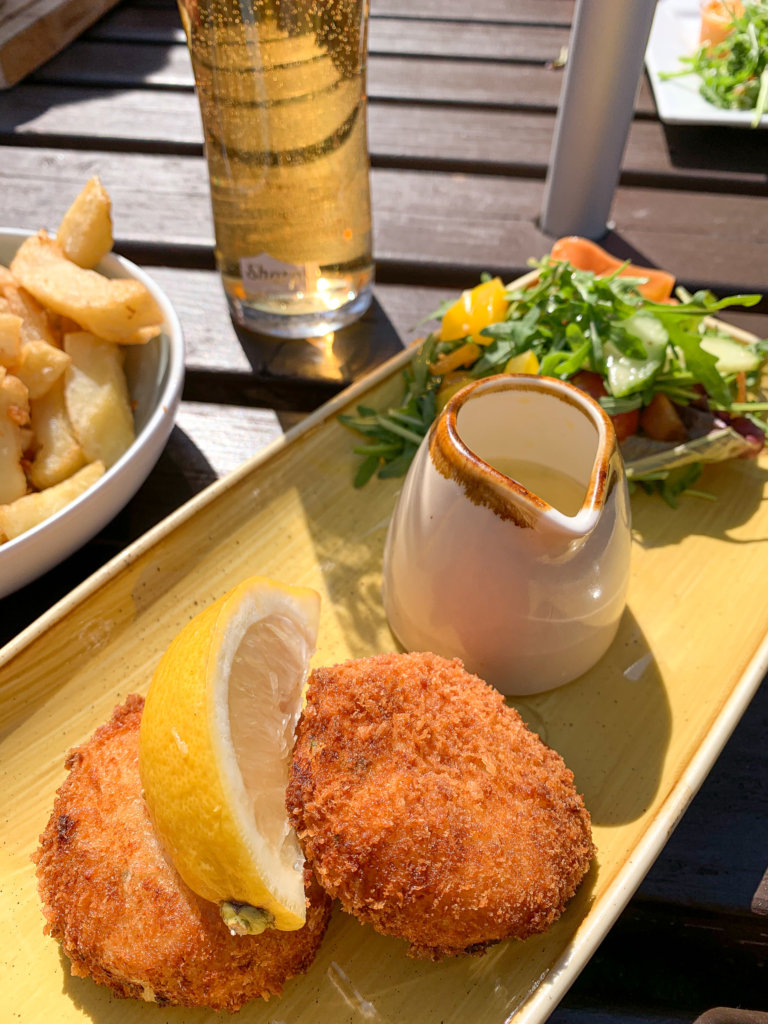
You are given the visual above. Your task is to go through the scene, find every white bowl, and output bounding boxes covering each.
[0,229,185,598]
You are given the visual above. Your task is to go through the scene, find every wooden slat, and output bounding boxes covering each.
[637,679,768,914]
[347,19,571,62]
[28,39,657,114]
[28,40,570,106]
[0,83,204,146]
[31,37,199,87]
[372,0,576,24]
[142,266,246,370]
[555,900,768,1019]
[88,3,186,44]
[3,87,766,195]
[123,0,577,26]
[370,106,767,191]
[0,0,121,88]
[0,146,765,298]
[88,7,571,62]
[176,401,284,477]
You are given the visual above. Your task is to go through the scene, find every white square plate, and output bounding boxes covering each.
[645,0,767,128]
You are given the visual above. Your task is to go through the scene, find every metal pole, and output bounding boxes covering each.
[540,0,659,240]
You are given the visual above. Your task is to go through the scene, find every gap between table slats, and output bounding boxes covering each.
[2,86,766,197]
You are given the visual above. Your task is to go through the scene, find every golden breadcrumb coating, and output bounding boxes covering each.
[287,652,594,960]
[34,694,331,1013]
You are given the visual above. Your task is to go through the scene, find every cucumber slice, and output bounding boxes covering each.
[604,314,668,397]
[624,313,669,350]
[700,336,761,375]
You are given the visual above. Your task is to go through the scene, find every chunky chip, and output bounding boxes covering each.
[28,379,86,490]
[0,460,104,542]
[0,312,22,367]
[63,331,135,469]
[14,338,70,400]
[56,176,114,269]
[11,231,163,344]
[0,276,59,347]
[0,367,30,505]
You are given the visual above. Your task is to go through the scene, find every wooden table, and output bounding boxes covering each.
[1,1,767,1020]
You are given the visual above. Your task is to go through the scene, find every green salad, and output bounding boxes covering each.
[661,0,768,126]
[341,257,768,506]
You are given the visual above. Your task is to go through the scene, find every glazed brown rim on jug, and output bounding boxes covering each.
[428,372,620,529]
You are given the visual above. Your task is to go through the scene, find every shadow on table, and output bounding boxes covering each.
[180,294,407,413]
[661,123,768,185]
[233,294,406,385]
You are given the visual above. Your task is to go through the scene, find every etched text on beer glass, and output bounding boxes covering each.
[178,0,374,337]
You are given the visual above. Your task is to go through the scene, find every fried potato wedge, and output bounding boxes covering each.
[11,232,163,344]
[0,367,30,505]
[64,331,134,469]
[121,324,162,345]
[28,378,86,490]
[0,460,104,542]
[15,339,70,400]
[0,312,22,367]
[0,276,59,347]
[57,176,114,269]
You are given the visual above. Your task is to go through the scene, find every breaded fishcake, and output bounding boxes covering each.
[287,652,594,960]
[35,694,331,1012]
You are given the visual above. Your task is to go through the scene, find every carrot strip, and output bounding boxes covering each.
[429,342,482,376]
[550,236,676,303]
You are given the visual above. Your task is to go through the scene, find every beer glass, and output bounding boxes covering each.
[178,0,374,338]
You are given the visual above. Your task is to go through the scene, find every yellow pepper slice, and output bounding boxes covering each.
[441,277,509,346]
[504,350,539,374]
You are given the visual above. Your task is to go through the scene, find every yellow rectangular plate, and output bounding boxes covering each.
[3,342,768,1024]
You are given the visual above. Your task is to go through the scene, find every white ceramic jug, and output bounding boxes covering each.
[382,374,632,695]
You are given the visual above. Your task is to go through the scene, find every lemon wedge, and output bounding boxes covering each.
[138,576,320,932]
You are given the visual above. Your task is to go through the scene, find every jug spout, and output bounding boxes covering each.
[433,374,616,539]
[381,373,632,695]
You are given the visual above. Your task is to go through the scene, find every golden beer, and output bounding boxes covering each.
[179,0,374,337]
